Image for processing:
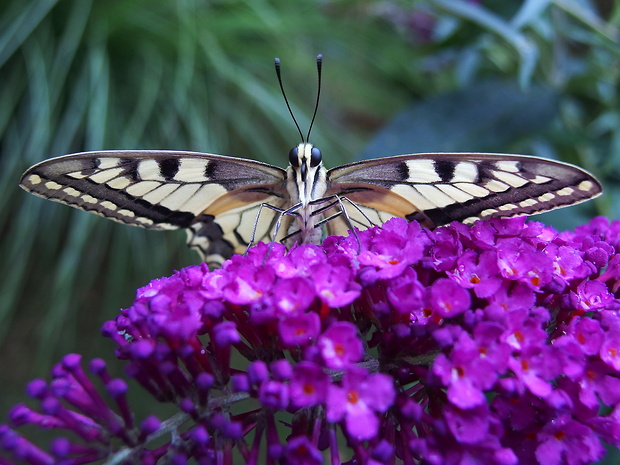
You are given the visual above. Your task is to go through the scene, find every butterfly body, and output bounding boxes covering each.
[20,148,602,267]
[283,142,329,246]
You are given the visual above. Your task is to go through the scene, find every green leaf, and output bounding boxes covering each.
[554,0,619,41]
[511,0,553,29]
[433,0,540,86]
[360,79,559,158]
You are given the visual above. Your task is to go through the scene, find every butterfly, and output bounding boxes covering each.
[19,56,602,268]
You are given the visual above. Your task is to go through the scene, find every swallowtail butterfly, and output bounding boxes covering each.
[19,55,602,268]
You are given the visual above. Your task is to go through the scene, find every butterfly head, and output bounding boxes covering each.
[277,55,327,205]
[287,142,326,204]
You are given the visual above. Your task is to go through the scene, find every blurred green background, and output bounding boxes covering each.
[0,0,618,461]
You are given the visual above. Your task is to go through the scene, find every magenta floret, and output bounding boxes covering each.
[4,217,620,464]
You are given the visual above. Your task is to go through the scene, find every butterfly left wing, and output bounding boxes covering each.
[19,150,289,266]
[325,153,602,231]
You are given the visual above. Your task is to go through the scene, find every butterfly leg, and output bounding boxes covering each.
[280,195,373,250]
[278,194,340,244]
[246,202,306,265]
[340,196,382,229]
[307,195,379,230]
[264,203,304,263]
[323,195,363,252]
[308,197,340,216]
[309,195,380,252]
[246,202,289,252]
[279,195,364,250]
[271,203,303,244]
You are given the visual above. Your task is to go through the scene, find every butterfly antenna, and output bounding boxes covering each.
[275,57,304,142]
[306,53,322,142]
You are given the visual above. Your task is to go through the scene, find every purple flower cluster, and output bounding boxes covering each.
[3,216,620,464]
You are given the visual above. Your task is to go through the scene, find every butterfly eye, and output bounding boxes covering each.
[310,147,322,167]
[289,147,299,167]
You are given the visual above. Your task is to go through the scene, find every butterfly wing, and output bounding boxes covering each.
[326,153,602,230]
[20,150,288,265]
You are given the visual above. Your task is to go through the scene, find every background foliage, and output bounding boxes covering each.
[0,0,618,461]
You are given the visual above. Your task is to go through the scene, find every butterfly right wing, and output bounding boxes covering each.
[323,152,602,234]
[19,150,289,266]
